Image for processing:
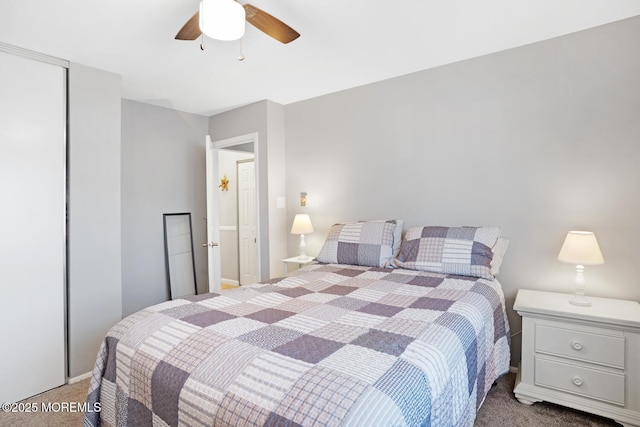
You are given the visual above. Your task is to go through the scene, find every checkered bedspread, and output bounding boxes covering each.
[84,264,510,427]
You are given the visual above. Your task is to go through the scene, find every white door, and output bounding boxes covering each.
[237,160,257,285]
[0,50,66,402]
[205,136,222,292]
[206,133,261,292]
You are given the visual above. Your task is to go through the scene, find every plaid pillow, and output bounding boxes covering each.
[316,220,397,267]
[393,226,501,279]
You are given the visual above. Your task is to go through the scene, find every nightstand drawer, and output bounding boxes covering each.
[535,324,625,368]
[535,357,625,406]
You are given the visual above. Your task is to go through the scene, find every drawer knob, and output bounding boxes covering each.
[572,376,583,386]
[571,340,583,350]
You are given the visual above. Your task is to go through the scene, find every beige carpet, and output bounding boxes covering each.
[475,371,619,427]
[0,373,621,426]
[0,378,90,427]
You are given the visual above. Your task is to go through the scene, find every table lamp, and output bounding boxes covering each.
[291,214,314,260]
[557,231,605,307]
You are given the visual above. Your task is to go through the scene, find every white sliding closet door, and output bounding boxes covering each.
[0,49,66,403]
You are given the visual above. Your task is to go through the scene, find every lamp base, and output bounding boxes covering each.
[298,234,307,260]
[569,294,592,307]
[569,264,591,307]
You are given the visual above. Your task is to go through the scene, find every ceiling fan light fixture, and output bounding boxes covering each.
[199,0,245,41]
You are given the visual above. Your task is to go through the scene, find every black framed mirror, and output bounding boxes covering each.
[163,213,197,299]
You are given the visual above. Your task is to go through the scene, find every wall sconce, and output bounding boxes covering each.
[300,192,307,207]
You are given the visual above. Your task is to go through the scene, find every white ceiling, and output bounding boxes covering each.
[1,0,640,116]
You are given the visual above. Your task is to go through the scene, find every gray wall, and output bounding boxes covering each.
[121,99,208,317]
[284,16,640,366]
[208,100,288,280]
[265,101,288,278]
[68,63,122,377]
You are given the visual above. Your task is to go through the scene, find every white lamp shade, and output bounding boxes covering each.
[199,0,246,41]
[558,231,604,265]
[291,214,314,235]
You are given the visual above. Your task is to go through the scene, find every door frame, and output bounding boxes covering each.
[206,132,261,293]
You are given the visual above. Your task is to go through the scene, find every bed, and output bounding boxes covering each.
[84,223,511,427]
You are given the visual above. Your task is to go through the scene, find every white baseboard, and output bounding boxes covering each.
[222,278,239,286]
[68,371,92,384]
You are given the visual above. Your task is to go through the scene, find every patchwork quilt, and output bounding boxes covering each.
[84,264,510,427]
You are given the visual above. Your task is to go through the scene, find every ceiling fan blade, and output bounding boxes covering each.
[175,11,202,40]
[243,4,300,44]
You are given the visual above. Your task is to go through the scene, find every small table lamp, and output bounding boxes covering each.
[557,231,605,307]
[291,214,314,260]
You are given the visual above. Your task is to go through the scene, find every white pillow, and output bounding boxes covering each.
[392,219,404,258]
[490,238,509,276]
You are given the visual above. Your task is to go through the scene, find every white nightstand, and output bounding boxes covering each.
[283,256,314,274]
[513,289,640,427]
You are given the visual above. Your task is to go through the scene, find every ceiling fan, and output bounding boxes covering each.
[175,0,300,44]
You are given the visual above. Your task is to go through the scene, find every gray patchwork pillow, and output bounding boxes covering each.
[316,220,397,267]
[393,226,501,279]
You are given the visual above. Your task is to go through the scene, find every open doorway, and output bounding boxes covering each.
[205,133,261,293]
[218,149,255,288]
